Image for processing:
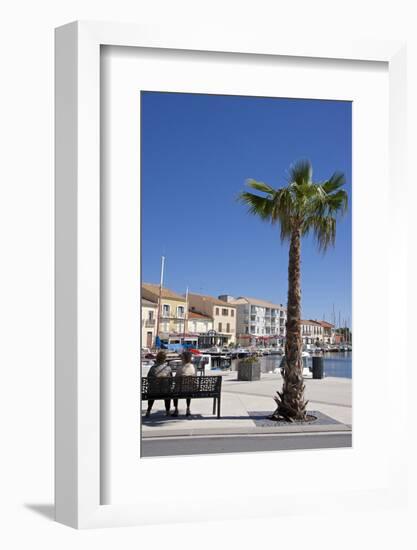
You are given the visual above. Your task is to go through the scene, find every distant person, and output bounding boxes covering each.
[172,350,196,417]
[145,351,172,417]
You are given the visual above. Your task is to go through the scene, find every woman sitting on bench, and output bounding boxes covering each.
[171,351,196,417]
[145,351,172,416]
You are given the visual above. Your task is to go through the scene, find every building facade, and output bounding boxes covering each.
[220,295,287,347]
[168,311,215,348]
[317,321,335,344]
[141,298,158,349]
[187,311,213,334]
[300,320,324,345]
[300,320,335,345]
[142,283,188,344]
[188,293,236,346]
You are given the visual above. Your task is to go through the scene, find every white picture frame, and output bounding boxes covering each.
[55,21,407,529]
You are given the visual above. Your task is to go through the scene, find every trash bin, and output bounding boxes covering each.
[312,356,324,379]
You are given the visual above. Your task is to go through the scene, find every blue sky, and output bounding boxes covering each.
[141,92,352,327]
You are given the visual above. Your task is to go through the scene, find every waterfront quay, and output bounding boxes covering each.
[141,283,352,353]
[141,369,352,457]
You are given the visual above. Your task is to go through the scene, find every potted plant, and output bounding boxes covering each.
[237,355,261,381]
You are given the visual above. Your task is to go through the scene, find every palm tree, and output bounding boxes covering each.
[239,160,348,421]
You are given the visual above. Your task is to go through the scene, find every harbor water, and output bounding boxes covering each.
[231,352,352,379]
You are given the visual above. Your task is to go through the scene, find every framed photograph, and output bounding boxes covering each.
[55,21,407,528]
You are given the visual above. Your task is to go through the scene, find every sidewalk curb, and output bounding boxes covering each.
[142,422,352,439]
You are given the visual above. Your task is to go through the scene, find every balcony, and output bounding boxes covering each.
[161,312,185,320]
[144,319,155,327]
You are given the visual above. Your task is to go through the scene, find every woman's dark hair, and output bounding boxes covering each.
[181,351,192,364]
[155,350,167,365]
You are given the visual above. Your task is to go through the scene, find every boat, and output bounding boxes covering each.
[234,347,251,358]
[204,346,223,354]
[191,353,212,374]
[301,352,313,378]
[276,351,313,378]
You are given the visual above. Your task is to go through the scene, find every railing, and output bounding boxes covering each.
[144,319,155,327]
[160,313,185,319]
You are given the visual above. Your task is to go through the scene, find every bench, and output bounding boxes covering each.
[141,375,222,418]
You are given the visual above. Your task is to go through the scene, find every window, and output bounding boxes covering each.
[222,308,228,316]
[226,323,230,333]
[218,322,222,332]
[148,310,154,320]
[231,309,234,317]
[162,304,170,317]
[177,305,184,318]
[215,307,219,315]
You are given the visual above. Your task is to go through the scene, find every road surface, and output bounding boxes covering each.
[142,431,352,457]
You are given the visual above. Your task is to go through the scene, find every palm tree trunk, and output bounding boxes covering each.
[272,226,308,421]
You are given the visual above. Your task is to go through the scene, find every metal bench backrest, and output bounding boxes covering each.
[141,375,222,399]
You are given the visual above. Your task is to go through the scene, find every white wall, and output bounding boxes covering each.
[1,0,416,547]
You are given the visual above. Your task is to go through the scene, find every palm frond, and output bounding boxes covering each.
[325,189,348,214]
[271,187,297,240]
[288,159,312,186]
[238,160,348,252]
[245,179,275,195]
[238,191,274,221]
[311,215,337,252]
[279,215,294,242]
[321,172,346,194]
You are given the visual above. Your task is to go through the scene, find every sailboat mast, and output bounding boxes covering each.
[155,255,165,345]
[183,286,189,344]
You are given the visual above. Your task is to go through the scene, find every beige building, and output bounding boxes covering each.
[142,283,187,343]
[300,320,324,345]
[317,321,335,344]
[188,293,236,346]
[220,295,287,347]
[141,298,157,349]
[187,311,213,334]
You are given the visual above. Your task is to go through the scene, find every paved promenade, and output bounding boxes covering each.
[141,371,352,442]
